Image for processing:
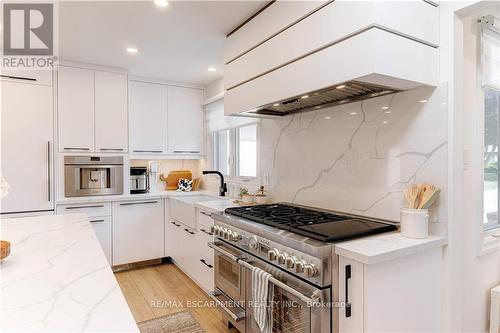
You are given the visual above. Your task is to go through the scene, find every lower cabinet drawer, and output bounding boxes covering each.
[88,216,112,265]
[57,202,112,218]
[196,227,214,292]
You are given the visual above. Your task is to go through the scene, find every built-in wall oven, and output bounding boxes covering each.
[64,156,123,197]
[208,240,331,333]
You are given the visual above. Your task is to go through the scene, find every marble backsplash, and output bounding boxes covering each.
[259,84,448,234]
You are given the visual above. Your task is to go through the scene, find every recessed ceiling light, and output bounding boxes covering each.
[154,0,168,7]
[208,67,216,72]
[324,116,331,120]
[336,85,346,89]
[419,99,428,103]
[381,106,390,110]
[126,47,138,54]
[383,120,389,124]
[349,112,357,116]
[384,111,392,114]
[301,95,309,99]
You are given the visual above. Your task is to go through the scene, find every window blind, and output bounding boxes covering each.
[481,15,500,90]
[205,99,258,132]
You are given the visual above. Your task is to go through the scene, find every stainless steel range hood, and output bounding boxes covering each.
[241,81,400,116]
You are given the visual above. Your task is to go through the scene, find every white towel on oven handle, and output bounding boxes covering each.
[252,266,274,333]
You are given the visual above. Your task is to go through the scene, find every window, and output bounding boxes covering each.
[481,14,500,231]
[236,124,257,177]
[484,88,500,230]
[213,129,230,176]
[211,124,258,180]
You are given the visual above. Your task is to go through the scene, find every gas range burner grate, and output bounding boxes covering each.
[225,203,397,243]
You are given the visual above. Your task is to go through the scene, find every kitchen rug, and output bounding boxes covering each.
[138,311,205,333]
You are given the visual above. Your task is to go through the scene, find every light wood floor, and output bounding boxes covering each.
[115,263,233,333]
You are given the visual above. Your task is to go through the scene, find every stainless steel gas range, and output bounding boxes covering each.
[208,203,397,333]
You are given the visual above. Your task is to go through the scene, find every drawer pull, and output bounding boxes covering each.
[64,147,90,151]
[171,221,181,227]
[184,228,195,235]
[133,150,163,153]
[200,259,213,268]
[99,148,124,151]
[200,211,212,217]
[1,74,37,81]
[173,150,201,154]
[200,228,213,236]
[66,205,105,210]
[90,219,105,223]
[119,201,158,206]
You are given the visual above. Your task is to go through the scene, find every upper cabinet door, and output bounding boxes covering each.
[58,66,95,152]
[167,86,203,154]
[95,71,128,153]
[129,81,167,154]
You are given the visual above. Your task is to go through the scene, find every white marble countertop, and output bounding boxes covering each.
[335,232,448,265]
[0,214,139,333]
[55,189,217,205]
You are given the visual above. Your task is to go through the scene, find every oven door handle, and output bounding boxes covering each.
[207,241,245,262]
[208,291,245,322]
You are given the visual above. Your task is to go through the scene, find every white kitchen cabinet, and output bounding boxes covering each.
[89,216,113,264]
[338,248,443,332]
[112,200,164,265]
[167,219,183,263]
[129,81,167,154]
[1,80,54,214]
[95,71,128,152]
[58,66,95,152]
[167,86,203,155]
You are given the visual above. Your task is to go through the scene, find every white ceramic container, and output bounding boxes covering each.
[400,208,429,239]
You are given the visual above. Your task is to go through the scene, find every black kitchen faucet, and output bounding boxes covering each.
[202,171,227,196]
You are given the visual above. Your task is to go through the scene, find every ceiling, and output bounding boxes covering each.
[59,1,266,86]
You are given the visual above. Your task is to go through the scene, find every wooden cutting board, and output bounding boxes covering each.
[162,170,192,190]
[1,240,11,261]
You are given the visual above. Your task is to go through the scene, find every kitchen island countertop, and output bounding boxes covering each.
[0,213,139,333]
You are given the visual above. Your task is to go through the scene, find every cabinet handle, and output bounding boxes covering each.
[173,150,200,154]
[200,211,212,217]
[64,147,90,151]
[133,150,163,153]
[171,221,181,227]
[90,219,105,223]
[47,141,51,202]
[100,148,124,151]
[0,74,37,82]
[66,205,105,210]
[199,228,213,236]
[345,264,351,318]
[184,228,195,235]
[200,259,213,268]
[119,201,158,206]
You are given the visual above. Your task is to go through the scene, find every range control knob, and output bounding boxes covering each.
[248,236,259,250]
[213,225,221,237]
[277,252,288,265]
[295,260,306,273]
[222,228,229,240]
[285,256,297,269]
[267,249,279,261]
[231,232,240,242]
[303,264,319,278]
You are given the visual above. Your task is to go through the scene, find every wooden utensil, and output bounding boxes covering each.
[418,185,441,209]
[405,184,420,209]
[1,240,11,261]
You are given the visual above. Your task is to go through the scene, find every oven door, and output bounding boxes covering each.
[213,241,246,305]
[243,253,331,333]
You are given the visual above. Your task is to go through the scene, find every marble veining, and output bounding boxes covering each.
[260,84,448,234]
[0,214,139,333]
